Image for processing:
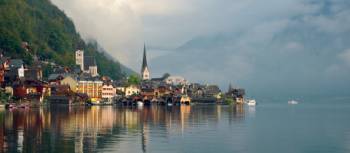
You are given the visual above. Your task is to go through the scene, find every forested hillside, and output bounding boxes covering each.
[0,0,129,79]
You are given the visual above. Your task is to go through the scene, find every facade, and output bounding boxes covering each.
[101,84,116,99]
[88,66,98,77]
[24,67,42,81]
[77,80,103,100]
[13,80,51,102]
[18,65,25,78]
[84,56,98,77]
[9,59,25,79]
[125,85,140,96]
[61,76,78,92]
[75,50,84,71]
[165,76,187,85]
[141,44,150,80]
[140,88,154,99]
[75,50,98,77]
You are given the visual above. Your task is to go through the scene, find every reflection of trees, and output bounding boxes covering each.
[0,105,246,152]
[227,104,246,125]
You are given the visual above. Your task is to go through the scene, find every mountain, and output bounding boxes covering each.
[0,0,131,79]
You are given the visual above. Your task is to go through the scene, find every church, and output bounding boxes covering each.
[75,50,98,77]
[141,44,150,80]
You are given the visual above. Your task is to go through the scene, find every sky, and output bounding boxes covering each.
[50,0,350,96]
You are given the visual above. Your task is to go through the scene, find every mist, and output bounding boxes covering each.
[50,0,350,97]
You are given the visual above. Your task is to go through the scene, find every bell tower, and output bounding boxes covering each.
[141,44,150,80]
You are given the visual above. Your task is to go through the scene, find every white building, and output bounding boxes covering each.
[75,50,98,77]
[125,85,140,96]
[166,76,188,85]
[84,56,98,77]
[18,65,25,78]
[75,50,84,71]
[102,84,116,99]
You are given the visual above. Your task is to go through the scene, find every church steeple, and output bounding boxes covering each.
[142,44,148,71]
[141,44,150,80]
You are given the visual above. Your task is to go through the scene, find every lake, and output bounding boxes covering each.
[1,97,350,153]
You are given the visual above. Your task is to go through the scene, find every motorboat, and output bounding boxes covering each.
[288,100,299,105]
[137,101,144,107]
[247,99,256,106]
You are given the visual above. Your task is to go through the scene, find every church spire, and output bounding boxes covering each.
[142,43,148,72]
[141,44,150,80]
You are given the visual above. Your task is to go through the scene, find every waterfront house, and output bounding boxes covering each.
[141,87,154,100]
[48,74,78,92]
[154,85,171,98]
[113,80,127,96]
[61,75,78,93]
[226,87,245,104]
[50,84,72,96]
[13,80,50,102]
[102,83,116,100]
[204,85,221,97]
[125,85,140,97]
[76,76,103,101]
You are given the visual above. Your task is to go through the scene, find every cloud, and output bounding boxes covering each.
[50,0,350,95]
[51,0,144,70]
[338,49,350,66]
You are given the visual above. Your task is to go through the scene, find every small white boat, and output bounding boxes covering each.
[137,101,144,106]
[288,100,299,105]
[167,103,173,106]
[247,99,256,106]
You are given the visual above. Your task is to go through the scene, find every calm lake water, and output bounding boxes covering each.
[1,97,350,153]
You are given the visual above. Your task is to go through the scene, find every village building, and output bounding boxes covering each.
[101,83,116,100]
[23,55,43,81]
[10,59,25,78]
[141,87,155,100]
[75,50,98,77]
[75,50,84,71]
[4,59,25,84]
[154,85,171,98]
[76,77,103,101]
[125,84,140,96]
[60,75,78,93]
[12,80,51,102]
[165,76,187,85]
[226,85,245,104]
[84,56,98,77]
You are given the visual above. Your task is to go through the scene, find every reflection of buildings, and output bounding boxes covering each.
[0,105,247,152]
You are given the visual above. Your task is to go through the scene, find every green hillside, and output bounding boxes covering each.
[0,0,128,79]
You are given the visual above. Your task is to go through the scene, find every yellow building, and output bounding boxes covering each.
[77,80,103,100]
[61,76,78,92]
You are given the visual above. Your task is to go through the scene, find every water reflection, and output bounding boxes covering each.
[0,105,247,153]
